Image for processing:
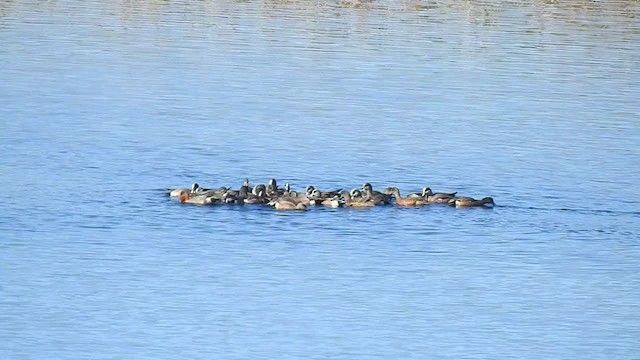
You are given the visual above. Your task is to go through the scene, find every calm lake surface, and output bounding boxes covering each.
[1,1,639,358]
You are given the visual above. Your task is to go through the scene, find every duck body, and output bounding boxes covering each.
[341,191,376,208]
[273,200,307,211]
[423,187,457,204]
[406,191,424,199]
[242,190,267,205]
[449,196,495,208]
[276,191,311,206]
[320,196,342,208]
[169,183,202,197]
[308,189,342,203]
[363,188,391,205]
[169,187,191,197]
[306,185,341,198]
[178,191,221,205]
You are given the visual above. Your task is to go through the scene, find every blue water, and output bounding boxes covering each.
[1,1,639,359]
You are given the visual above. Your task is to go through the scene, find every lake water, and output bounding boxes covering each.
[1,1,639,359]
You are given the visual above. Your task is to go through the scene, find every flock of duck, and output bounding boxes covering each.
[168,179,495,210]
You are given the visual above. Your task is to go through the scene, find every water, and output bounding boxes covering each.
[1,1,639,358]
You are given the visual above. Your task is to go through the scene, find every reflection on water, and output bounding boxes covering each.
[1,1,639,359]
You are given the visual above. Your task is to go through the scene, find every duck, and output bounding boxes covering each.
[239,178,252,196]
[449,196,495,208]
[340,191,376,208]
[387,187,428,207]
[308,189,325,205]
[307,185,341,198]
[310,188,342,200]
[221,191,239,204]
[243,189,267,205]
[272,200,307,211]
[384,186,422,199]
[320,195,342,208]
[362,183,391,205]
[178,190,221,205]
[276,191,311,206]
[423,187,457,204]
[362,183,384,196]
[169,183,202,197]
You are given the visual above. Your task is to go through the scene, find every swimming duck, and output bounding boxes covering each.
[423,187,457,204]
[306,185,341,198]
[276,191,311,206]
[272,200,307,211]
[362,183,385,196]
[449,196,495,208]
[362,183,391,205]
[312,188,342,199]
[239,178,252,196]
[169,183,202,197]
[178,190,221,205]
[384,186,421,199]
[387,187,428,207]
[340,191,376,208]
[320,195,342,208]
[221,191,238,204]
[242,190,267,205]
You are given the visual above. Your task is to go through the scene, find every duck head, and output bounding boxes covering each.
[253,184,266,196]
[179,190,190,203]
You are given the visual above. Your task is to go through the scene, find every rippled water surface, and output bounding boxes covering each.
[1,1,639,359]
